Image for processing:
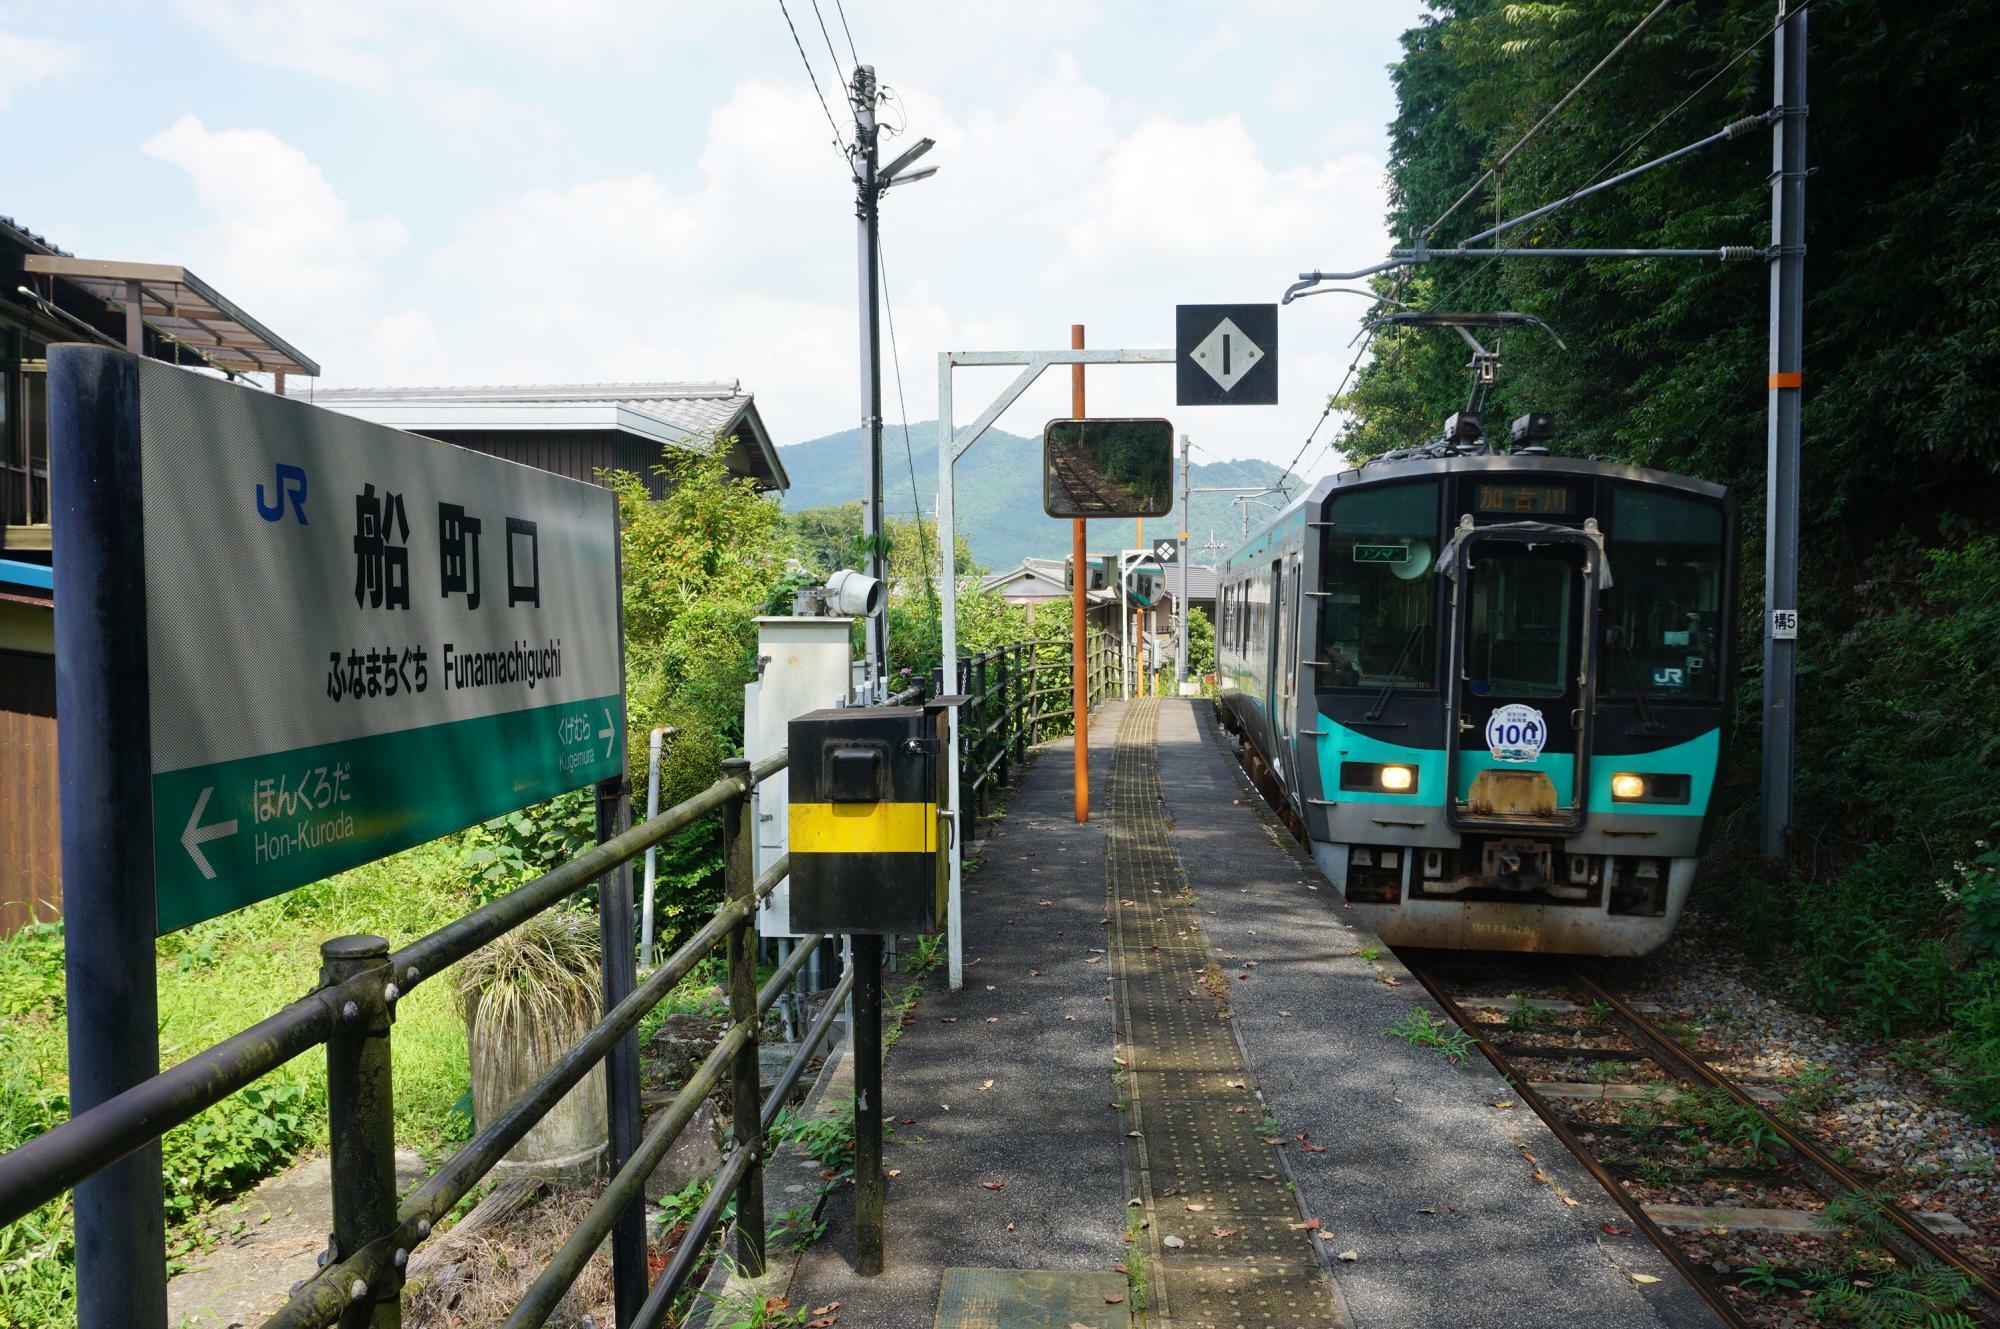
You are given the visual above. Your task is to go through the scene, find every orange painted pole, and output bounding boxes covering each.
[1071,324,1089,823]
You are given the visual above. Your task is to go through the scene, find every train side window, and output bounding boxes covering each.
[1321,480,1440,691]
[1602,488,1725,701]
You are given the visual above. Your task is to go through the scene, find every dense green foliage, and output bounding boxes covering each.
[0,845,476,1325]
[1359,1,2000,1108]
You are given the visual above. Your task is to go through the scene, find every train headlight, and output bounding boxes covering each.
[1338,762,1419,794]
[1611,772,1647,801]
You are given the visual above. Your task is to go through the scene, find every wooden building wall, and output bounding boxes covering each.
[0,649,60,932]
[423,429,672,499]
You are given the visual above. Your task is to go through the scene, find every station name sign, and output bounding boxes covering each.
[53,348,626,932]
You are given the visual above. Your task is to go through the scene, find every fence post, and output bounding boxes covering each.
[721,759,767,1275]
[320,935,400,1329]
[595,775,645,1327]
[994,649,1010,792]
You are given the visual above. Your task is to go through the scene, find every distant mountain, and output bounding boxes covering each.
[776,421,1302,572]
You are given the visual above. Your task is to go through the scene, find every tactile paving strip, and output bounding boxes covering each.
[1107,701,1341,1328]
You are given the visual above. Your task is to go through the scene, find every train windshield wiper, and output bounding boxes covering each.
[1611,630,1663,731]
[1364,622,1429,722]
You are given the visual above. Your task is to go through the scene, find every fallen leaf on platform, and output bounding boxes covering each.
[1006,1221,1016,1231]
[1030,969,1041,977]
[1162,1235,1186,1249]
[1120,898,1137,906]
[1038,899,1052,905]
[898,1116,916,1125]
[1161,1187,1180,1197]
[1301,1141,1328,1153]
[1417,1207,1438,1214]
[810,1304,839,1316]
[1491,1099,1516,1110]
[1085,956,1103,964]
[1127,1130,1143,1138]
[1128,1198,1142,1208]
[1114,1264,1128,1274]
[1185,1202,1206,1212]
[1258,1173,1278,1182]
[1562,1196,1579,1206]
[818,1169,840,1180]
[1288,1218,1322,1232]
[985,984,996,992]
[887,1168,901,1177]
[1064,1014,1077,1021]
[1237,972,1251,980]
[1601,1223,1627,1236]
[986,1016,1000,1023]
[940,1017,958,1024]
[1630,1274,1660,1285]
[982,1180,1005,1191]
[1224,1078,1246,1088]
[1279,1010,1293,1018]
[765,1299,791,1312]
[1337,1249,1359,1262]
[807,1319,837,1328]
[941,1104,951,1110]
[1209,1227,1238,1238]
[980,1079,995,1091]
[1104,1292,1125,1305]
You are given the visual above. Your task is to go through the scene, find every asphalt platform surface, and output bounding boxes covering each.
[1158,699,1721,1329]
[786,699,1722,1327]
[786,710,1130,1326]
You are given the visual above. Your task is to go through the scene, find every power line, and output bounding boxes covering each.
[1188,440,1280,490]
[775,0,849,162]
[1423,0,1677,243]
[808,0,849,102]
[875,236,939,608]
[831,0,859,64]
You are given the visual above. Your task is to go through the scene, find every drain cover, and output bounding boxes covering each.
[934,1267,1132,1328]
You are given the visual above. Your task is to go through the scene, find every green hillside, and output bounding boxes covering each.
[775,421,1303,571]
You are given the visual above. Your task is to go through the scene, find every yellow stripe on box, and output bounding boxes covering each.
[790,801,937,854]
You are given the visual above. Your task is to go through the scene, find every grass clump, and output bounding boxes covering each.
[1385,1008,1476,1066]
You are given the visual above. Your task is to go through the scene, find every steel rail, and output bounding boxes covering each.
[1404,960,1754,1329]
[1570,970,2000,1309]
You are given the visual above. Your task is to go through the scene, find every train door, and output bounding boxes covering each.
[1445,531,1599,833]
[1264,559,1286,779]
[1272,551,1303,793]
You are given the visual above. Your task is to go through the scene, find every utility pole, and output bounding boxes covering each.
[848,67,938,701]
[1760,2,1807,857]
[851,65,887,699]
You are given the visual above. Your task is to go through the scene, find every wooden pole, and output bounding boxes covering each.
[1071,324,1089,823]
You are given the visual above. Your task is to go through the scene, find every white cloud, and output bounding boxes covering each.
[140,115,424,381]
[0,30,84,108]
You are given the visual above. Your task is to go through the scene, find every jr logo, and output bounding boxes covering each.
[256,463,309,524]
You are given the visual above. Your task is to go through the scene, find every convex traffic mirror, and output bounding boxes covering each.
[1042,417,1175,519]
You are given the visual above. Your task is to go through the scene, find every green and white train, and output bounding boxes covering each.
[1217,436,1736,955]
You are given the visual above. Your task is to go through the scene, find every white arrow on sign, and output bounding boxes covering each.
[181,785,238,881]
[599,708,615,761]
[1190,317,1264,392]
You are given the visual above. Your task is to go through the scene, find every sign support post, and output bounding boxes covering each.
[52,344,168,1329]
[1070,325,1088,825]
[937,346,1173,989]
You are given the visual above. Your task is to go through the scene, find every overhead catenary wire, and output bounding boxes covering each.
[1422,0,1678,243]
[775,0,850,163]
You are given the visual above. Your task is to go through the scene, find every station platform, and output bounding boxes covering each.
[781,699,1722,1329]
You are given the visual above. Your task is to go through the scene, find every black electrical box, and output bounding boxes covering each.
[788,705,946,934]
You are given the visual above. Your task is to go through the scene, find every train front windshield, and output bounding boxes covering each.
[1318,479,1439,691]
[1601,487,1727,699]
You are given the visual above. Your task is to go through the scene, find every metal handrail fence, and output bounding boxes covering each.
[0,744,852,1329]
[936,631,1122,855]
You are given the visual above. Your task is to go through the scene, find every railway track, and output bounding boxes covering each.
[1402,953,2000,1329]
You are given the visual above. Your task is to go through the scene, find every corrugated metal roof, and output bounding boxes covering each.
[311,381,753,438]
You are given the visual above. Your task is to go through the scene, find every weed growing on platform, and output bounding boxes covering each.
[1122,1208,1151,1313]
[771,1202,827,1253]
[905,932,945,977]
[1385,1009,1475,1066]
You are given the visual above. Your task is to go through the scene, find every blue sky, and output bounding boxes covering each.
[3,0,1429,473]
